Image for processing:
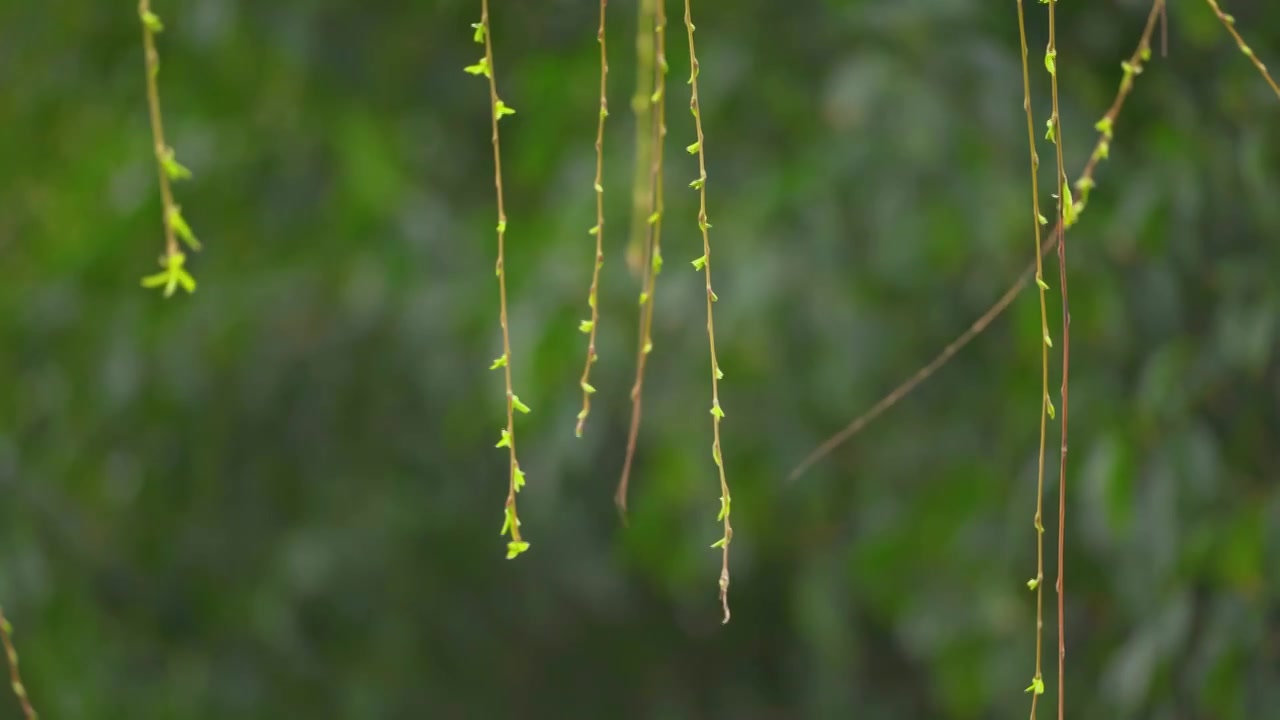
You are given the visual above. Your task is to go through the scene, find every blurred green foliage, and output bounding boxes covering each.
[1,0,1277,718]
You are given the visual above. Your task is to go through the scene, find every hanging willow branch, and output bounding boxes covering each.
[1202,0,1280,101]
[626,0,658,280]
[0,607,36,720]
[574,0,611,438]
[466,1,532,560]
[137,0,200,297]
[682,0,733,625]
[617,0,668,518]
[1042,0,1072,714]
[1013,0,1052,710]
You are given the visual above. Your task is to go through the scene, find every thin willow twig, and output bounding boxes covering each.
[683,0,733,624]
[139,0,177,261]
[1013,0,1051,711]
[575,0,611,437]
[137,0,199,297]
[625,0,657,279]
[0,607,37,720]
[1044,0,1071,714]
[1202,0,1280,101]
[474,0,531,559]
[617,0,668,519]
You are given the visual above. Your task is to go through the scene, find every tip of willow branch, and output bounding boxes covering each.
[719,570,731,624]
[613,490,630,527]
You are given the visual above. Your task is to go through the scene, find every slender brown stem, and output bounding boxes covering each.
[1045,0,1070,715]
[480,0,526,551]
[787,0,1166,485]
[575,0,610,438]
[1203,0,1280,101]
[139,0,178,261]
[617,0,668,519]
[1055,273,1070,720]
[1013,0,1050,712]
[0,607,37,720]
[683,0,733,624]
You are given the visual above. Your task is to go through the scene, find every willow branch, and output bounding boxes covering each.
[1014,0,1051,711]
[617,0,668,519]
[683,0,733,625]
[0,607,37,720]
[1202,0,1280,101]
[575,0,611,437]
[625,0,657,279]
[473,0,531,559]
[786,0,1166,485]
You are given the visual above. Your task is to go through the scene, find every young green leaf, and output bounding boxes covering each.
[161,148,192,181]
[141,10,164,33]
[167,207,201,251]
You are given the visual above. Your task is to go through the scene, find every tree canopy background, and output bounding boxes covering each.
[1,0,1278,718]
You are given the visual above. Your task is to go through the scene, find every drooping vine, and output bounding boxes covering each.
[683,0,733,624]
[0,607,36,720]
[1042,0,1071,714]
[626,0,658,280]
[1203,0,1280,101]
[1013,0,1052,710]
[786,0,1170,485]
[574,0,611,438]
[617,0,668,518]
[137,1,200,297]
[465,3,532,560]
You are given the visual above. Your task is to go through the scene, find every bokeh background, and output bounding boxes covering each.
[2,0,1278,718]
